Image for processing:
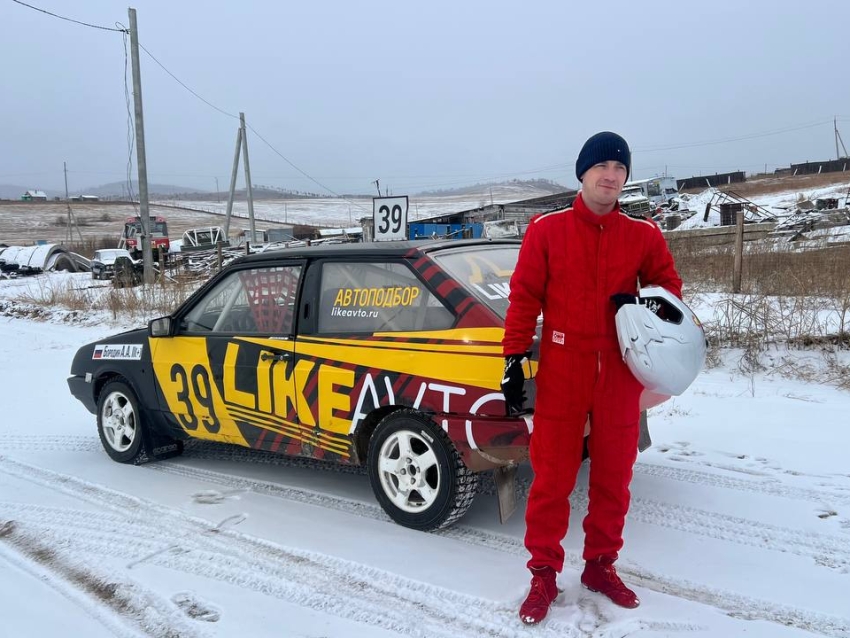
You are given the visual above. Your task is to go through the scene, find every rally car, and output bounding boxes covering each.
[68,239,542,530]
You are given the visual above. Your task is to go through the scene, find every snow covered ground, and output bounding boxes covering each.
[1,273,849,637]
[676,179,850,231]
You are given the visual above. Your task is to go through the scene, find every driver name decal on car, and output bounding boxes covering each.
[93,344,143,360]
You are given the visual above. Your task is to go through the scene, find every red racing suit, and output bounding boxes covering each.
[503,193,682,571]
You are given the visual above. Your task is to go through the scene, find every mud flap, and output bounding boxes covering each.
[494,464,518,524]
[638,410,652,452]
[140,428,184,463]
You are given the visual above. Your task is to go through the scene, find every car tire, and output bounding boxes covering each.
[97,379,147,464]
[367,409,478,531]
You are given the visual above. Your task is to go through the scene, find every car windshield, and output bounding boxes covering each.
[620,187,644,198]
[96,250,124,261]
[430,245,519,319]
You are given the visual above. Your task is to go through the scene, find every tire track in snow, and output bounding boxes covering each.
[0,536,152,638]
[149,460,850,637]
[0,516,207,638]
[3,435,848,506]
[634,461,850,506]
[152,460,850,573]
[0,434,101,453]
[0,456,601,638]
[4,439,850,634]
[71,447,850,586]
[3,436,848,571]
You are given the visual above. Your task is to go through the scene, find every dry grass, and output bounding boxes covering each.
[12,276,198,322]
[682,171,850,198]
[673,234,850,388]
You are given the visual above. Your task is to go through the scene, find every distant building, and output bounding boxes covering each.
[22,190,48,201]
[80,195,100,202]
[676,172,745,191]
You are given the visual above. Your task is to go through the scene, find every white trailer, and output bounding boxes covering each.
[624,176,679,205]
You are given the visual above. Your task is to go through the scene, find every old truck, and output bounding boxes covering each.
[118,216,170,259]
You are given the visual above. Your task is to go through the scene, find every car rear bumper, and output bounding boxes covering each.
[67,375,97,414]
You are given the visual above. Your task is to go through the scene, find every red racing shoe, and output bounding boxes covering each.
[581,557,640,608]
[519,566,561,625]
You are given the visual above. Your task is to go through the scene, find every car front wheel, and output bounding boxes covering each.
[367,409,478,531]
[97,379,146,464]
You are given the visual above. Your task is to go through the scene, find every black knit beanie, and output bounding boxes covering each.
[575,131,631,182]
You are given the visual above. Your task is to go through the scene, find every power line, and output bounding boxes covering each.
[9,0,126,32]
[138,43,238,120]
[121,29,137,206]
[246,124,369,211]
[634,119,833,153]
[131,39,369,209]
[131,43,334,189]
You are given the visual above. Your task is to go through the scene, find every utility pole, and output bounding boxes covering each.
[215,177,220,203]
[128,8,154,285]
[223,125,242,237]
[222,114,256,242]
[240,113,256,242]
[63,161,82,243]
[835,117,848,159]
[836,117,840,161]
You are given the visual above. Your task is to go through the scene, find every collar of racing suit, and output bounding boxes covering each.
[572,192,622,228]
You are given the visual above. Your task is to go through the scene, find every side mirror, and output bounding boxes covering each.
[149,316,172,338]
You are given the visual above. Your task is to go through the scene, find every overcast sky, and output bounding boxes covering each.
[2,0,850,195]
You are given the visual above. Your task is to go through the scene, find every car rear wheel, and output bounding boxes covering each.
[97,380,146,463]
[367,409,478,531]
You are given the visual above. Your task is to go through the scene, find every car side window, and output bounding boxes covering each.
[318,261,454,334]
[181,265,301,334]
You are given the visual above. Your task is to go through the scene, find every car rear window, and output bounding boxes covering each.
[429,245,519,319]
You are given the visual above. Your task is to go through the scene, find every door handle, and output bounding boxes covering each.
[260,352,290,362]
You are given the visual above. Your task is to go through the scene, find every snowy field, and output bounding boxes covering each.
[1,273,850,637]
[155,177,850,237]
[160,183,555,229]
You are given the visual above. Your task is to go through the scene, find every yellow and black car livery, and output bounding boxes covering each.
[68,239,538,531]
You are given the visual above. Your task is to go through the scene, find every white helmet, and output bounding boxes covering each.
[615,286,706,396]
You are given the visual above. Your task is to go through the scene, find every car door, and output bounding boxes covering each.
[149,261,304,449]
[293,257,457,461]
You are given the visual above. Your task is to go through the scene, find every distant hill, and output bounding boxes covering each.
[165,185,328,202]
[1,178,568,202]
[78,181,201,198]
[415,179,566,198]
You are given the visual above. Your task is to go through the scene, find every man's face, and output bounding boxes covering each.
[580,161,628,213]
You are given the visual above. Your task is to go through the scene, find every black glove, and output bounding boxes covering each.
[501,353,528,416]
[611,293,638,310]
[611,292,663,316]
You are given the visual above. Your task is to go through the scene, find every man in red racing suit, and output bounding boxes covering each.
[502,132,682,623]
